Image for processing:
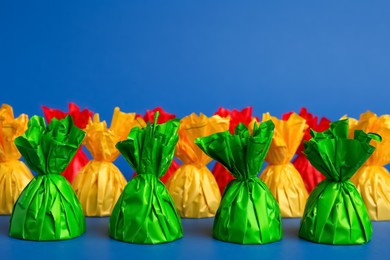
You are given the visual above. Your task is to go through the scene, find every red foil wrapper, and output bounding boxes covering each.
[212,106,258,193]
[143,107,176,124]
[133,107,179,183]
[42,103,93,183]
[282,107,331,192]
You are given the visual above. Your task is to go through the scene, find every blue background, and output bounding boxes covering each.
[1,1,389,120]
[1,1,390,259]
[2,0,389,177]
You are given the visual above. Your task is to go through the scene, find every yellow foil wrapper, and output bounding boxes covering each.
[0,104,33,215]
[349,111,390,220]
[248,117,260,134]
[166,113,229,218]
[260,112,308,217]
[340,114,359,129]
[72,107,145,216]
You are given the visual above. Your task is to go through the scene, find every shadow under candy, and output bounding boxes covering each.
[85,217,110,238]
[0,216,10,238]
[182,218,214,239]
[282,218,301,239]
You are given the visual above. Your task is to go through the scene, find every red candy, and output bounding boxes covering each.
[283,107,331,192]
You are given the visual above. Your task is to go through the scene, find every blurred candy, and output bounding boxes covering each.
[283,108,331,193]
[260,112,308,217]
[348,111,390,220]
[72,107,145,216]
[166,113,229,218]
[0,104,33,215]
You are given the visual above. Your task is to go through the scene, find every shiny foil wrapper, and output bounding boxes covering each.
[10,115,86,241]
[166,113,229,218]
[42,102,93,183]
[283,108,331,193]
[132,107,179,183]
[260,112,308,217]
[110,114,182,244]
[299,119,380,244]
[72,107,145,216]
[348,111,390,220]
[196,121,282,244]
[0,104,33,215]
[212,106,259,193]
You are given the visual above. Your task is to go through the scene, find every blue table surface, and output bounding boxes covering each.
[1,216,389,260]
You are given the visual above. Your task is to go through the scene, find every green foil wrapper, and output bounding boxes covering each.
[10,115,86,241]
[109,113,183,244]
[195,121,282,244]
[299,119,380,245]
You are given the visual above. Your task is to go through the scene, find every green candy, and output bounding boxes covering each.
[109,112,183,244]
[196,120,282,244]
[299,119,381,245]
[10,115,86,241]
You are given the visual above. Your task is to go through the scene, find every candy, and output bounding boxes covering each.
[0,104,33,215]
[110,112,182,244]
[10,116,85,241]
[260,112,308,217]
[349,111,390,220]
[42,103,93,183]
[299,119,379,244]
[196,120,282,244]
[72,107,145,216]
[133,107,179,183]
[166,113,229,218]
[212,106,259,193]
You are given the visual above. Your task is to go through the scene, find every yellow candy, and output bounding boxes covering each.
[0,104,33,215]
[349,111,390,220]
[260,112,308,217]
[72,107,145,216]
[167,113,229,218]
